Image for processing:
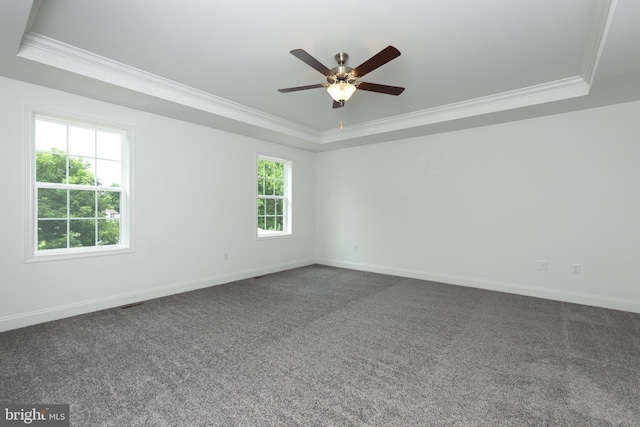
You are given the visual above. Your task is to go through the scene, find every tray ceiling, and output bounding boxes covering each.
[1,0,640,151]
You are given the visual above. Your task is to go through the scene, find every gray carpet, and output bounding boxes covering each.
[1,265,639,426]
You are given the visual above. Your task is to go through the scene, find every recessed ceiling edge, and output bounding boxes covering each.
[15,0,615,147]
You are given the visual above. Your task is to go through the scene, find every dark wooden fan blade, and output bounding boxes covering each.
[290,49,333,76]
[332,100,344,109]
[352,46,401,78]
[357,82,405,95]
[278,83,326,93]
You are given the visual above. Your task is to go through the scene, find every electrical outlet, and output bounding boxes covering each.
[224,252,229,261]
[539,260,548,271]
[353,244,358,252]
[572,264,581,274]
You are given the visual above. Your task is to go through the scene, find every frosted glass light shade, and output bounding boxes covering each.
[327,82,356,102]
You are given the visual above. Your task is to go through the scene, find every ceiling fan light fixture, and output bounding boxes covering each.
[327,81,356,102]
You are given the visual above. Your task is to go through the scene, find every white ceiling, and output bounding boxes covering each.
[1,0,639,151]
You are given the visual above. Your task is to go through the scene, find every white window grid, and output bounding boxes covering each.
[27,111,133,261]
[257,155,291,237]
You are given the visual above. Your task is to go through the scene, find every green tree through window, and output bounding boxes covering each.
[34,117,125,253]
[257,156,290,236]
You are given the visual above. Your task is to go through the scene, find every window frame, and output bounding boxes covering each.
[26,108,134,262]
[256,154,292,239]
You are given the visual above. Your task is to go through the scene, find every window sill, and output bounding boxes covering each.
[256,232,293,241]
[26,246,134,263]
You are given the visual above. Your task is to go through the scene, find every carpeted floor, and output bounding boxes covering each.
[1,265,639,426]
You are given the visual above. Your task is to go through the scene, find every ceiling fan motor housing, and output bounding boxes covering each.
[328,52,356,84]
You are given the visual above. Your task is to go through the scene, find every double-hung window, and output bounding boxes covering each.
[27,113,132,261]
[257,155,291,237]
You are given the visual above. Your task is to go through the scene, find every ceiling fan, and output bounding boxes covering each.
[278,45,405,108]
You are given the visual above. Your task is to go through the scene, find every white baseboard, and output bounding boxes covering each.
[316,258,640,314]
[5,257,638,332]
[0,258,314,332]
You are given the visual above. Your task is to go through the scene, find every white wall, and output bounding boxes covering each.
[2,75,639,333]
[0,76,315,331]
[316,101,640,312]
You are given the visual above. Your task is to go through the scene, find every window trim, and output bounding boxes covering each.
[256,153,292,239]
[25,107,135,263]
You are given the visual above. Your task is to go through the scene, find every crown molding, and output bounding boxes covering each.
[321,76,589,143]
[18,32,322,143]
[581,0,617,86]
